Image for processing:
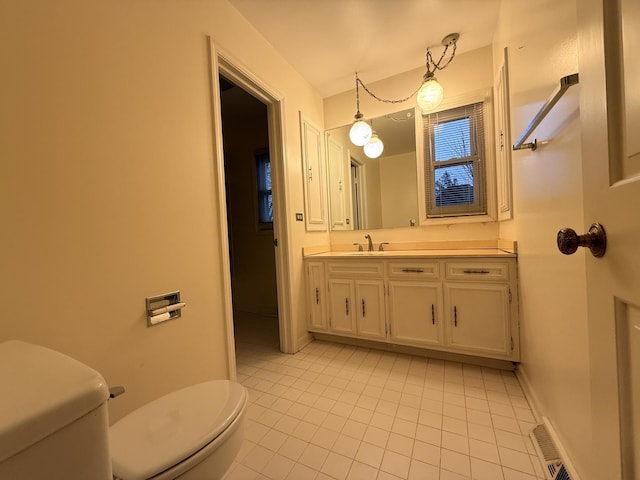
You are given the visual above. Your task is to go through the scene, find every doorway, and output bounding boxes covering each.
[350,158,365,229]
[218,75,280,356]
[208,42,294,379]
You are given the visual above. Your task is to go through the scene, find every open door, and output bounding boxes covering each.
[576,1,640,477]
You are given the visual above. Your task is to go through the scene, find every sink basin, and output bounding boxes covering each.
[339,250,389,255]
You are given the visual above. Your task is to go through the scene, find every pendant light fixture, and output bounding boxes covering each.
[363,132,384,159]
[416,33,459,112]
[348,74,372,146]
[348,33,460,151]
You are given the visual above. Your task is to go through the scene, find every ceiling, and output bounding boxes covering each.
[227,0,502,98]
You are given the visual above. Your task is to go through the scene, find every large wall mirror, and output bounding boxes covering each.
[325,107,420,231]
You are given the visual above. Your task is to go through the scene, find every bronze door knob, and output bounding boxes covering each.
[557,223,606,257]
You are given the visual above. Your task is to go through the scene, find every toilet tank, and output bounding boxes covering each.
[0,340,112,480]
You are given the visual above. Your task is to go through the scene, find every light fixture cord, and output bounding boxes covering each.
[354,73,362,117]
[355,37,457,104]
[424,38,457,80]
[356,73,422,105]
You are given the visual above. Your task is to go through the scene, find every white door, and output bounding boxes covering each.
[578,1,640,477]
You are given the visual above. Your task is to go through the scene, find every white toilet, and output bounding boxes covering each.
[0,340,247,480]
[110,380,247,480]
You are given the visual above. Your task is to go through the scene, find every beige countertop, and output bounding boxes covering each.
[304,248,516,259]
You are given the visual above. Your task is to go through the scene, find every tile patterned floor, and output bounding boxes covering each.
[226,313,546,480]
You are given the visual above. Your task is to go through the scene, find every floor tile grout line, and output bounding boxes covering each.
[231,313,545,480]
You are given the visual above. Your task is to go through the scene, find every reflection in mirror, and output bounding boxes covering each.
[326,108,419,231]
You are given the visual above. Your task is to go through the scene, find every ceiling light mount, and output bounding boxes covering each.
[441,32,460,48]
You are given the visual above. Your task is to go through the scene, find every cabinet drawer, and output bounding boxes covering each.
[386,261,440,279]
[445,261,510,281]
[327,261,384,277]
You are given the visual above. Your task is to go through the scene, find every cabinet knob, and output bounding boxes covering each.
[557,223,606,258]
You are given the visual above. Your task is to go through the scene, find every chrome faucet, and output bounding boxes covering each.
[365,234,373,252]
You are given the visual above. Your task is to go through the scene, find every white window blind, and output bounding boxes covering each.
[423,102,487,217]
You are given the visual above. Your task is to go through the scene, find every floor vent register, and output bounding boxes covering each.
[530,423,572,480]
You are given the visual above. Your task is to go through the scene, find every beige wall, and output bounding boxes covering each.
[363,160,383,230]
[494,1,592,477]
[0,0,325,422]
[324,45,501,245]
[380,152,419,229]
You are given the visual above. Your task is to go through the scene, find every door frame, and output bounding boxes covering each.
[350,157,367,229]
[207,39,294,379]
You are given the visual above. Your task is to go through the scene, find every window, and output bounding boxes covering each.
[423,102,486,217]
[255,151,273,228]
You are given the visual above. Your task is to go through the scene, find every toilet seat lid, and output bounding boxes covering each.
[109,380,247,480]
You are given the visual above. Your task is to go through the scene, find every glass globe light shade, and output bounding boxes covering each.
[349,119,373,146]
[416,78,444,112]
[363,133,384,159]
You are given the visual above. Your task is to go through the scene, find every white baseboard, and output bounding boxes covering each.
[297,331,314,352]
[514,365,544,423]
[516,366,581,480]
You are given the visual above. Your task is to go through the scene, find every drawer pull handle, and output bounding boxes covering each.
[362,299,366,317]
[345,298,350,316]
[463,269,491,274]
[315,288,320,304]
[431,304,435,325]
[402,268,424,273]
[454,306,458,327]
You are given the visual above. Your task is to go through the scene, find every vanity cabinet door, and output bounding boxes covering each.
[355,280,386,339]
[306,261,327,331]
[444,283,512,358]
[388,280,443,347]
[328,278,356,334]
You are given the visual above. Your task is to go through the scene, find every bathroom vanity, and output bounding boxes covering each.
[304,248,519,362]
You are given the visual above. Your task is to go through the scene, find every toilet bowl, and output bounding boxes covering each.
[0,340,247,480]
[109,380,247,480]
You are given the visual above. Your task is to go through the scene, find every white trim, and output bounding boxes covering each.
[540,416,582,480]
[514,366,544,423]
[516,367,582,480]
[494,47,514,221]
[207,39,296,372]
[349,154,367,230]
[206,40,236,380]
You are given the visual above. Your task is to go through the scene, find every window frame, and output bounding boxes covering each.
[426,103,486,217]
[416,89,497,225]
[254,149,273,231]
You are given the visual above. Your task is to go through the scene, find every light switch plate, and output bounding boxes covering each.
[296,213,304,221]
